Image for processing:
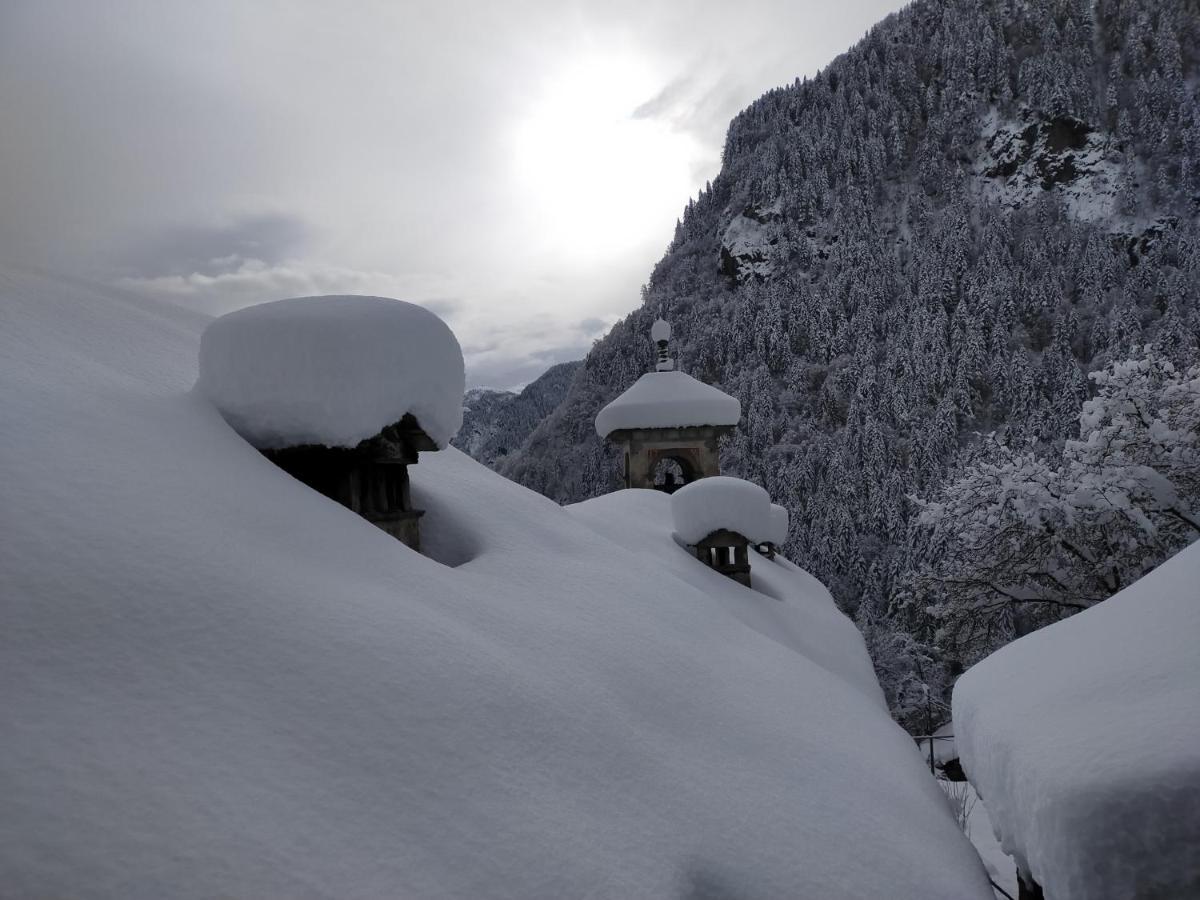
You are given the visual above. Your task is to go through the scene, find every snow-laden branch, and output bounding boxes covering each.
[906,348,1200,664]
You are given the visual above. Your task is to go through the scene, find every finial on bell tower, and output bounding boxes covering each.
[651,318,674,372]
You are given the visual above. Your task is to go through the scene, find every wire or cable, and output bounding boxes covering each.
[988,876,1016,900]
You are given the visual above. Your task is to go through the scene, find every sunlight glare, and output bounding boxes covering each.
[509,53,702,263]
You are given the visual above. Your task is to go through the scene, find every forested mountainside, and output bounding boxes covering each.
[490,0,1200,726]
[452,361,582,468]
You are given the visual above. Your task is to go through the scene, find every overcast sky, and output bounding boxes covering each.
[1,0,904,388]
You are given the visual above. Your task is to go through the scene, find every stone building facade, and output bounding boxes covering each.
[262,413,435,552]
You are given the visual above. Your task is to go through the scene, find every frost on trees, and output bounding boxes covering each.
[952,542,1200,900]
[197,295,465,551]
[595,319,740,492]
[913,349,1200,665]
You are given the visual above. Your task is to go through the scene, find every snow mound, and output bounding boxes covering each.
[197,294,464,449]
[671,476,772,545]
[1,267,992,899]
[953,541,1200,900]
[595,370,740,438]
[764,503,789,545]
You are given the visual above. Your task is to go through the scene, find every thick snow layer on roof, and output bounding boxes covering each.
[197,294,464,449]
[949,780,1020,900]
[670,476,773,545]
[953,541,1200,900]
[765,503,789,545]
[0,266,991,899]
[595,370,740,438]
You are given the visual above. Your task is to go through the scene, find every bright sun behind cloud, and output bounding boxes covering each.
[508,53,704,263]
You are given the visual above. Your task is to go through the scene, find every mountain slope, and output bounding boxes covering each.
[501,0,1200,630]
[452,359,580,468]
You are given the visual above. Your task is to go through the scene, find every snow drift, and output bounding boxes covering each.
[0,268,991,899]
[197,294,465,449]
[953,541,1200,900]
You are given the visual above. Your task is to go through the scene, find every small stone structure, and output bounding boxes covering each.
[596,320,740,493]
[615,425,725,492]
[671,476,775,589]
[692,529,753,587]
[262,413,435,552]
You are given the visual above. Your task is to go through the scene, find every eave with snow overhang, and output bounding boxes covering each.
[197,294,465,553]
[596,320,740,492]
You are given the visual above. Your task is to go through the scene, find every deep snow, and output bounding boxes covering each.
[0,267,991,899]
[197,294,465,449]
[953,541,1200,900]
[765,503,789,546]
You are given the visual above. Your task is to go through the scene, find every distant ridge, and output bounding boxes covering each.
[452,359,581,468]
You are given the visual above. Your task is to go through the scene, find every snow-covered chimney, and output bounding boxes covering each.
[651,318,674,372]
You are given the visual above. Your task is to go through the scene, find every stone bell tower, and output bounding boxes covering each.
[594,319,740,493]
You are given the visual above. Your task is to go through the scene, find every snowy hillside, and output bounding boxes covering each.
[452,360,581,468]
[494,0,1200,727]
[0,268,992,897]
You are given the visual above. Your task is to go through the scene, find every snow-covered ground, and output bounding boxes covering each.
[954,541,1200,900]
[1,267,992,898]
[915,724,1019,900]
[935,780,1018,900]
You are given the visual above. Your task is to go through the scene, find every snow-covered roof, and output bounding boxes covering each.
[197,295,465,450]
[764,503,789,546]
[671,475,775,545]
[953,541,1200,899]
[0,265,993,899]
[594,370,740,438]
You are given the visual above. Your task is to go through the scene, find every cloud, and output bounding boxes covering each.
[632,74,735,138]
[631,76,696,122]
[115,257,452,315]
[578,316,612,336]
[446,309,622,390]
[115,257,587,389]
[6,0,907,390]
[119,214,311,279]
[466,341,591,392]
